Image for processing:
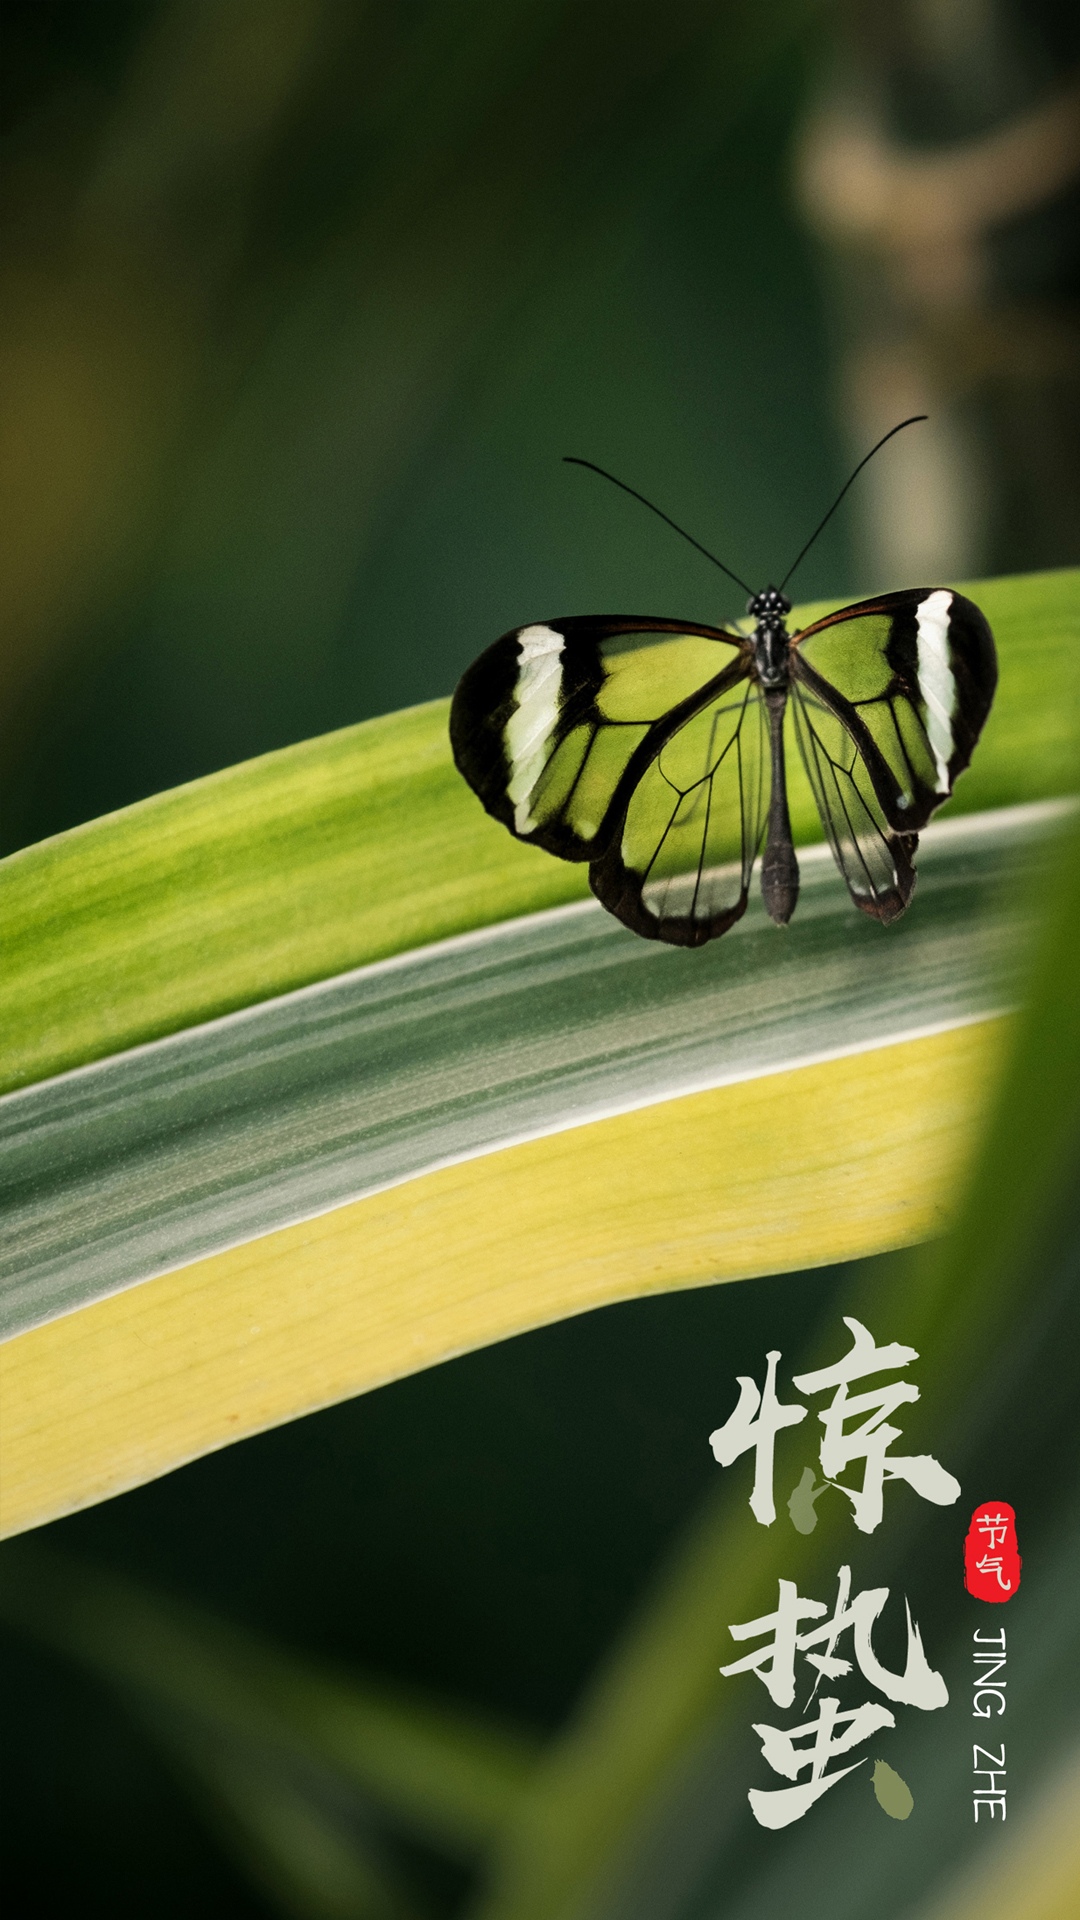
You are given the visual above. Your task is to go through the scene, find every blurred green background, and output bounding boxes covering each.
[2,2,1079,1916]
[6,0,1077,856]
[1,0,846,853]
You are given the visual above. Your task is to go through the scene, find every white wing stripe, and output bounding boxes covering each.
[915,590,956,792]
[506,624,566,833]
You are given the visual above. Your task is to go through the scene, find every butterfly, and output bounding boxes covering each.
[449,424,998,948]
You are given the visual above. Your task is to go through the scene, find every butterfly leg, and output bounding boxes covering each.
[760,688,799,926]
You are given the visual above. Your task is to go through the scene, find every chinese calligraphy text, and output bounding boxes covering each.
[709,1316,961,1534]
[711,1316,960,1830]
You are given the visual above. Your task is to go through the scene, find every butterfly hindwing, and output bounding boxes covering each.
[449,616,747,863]
[589,673,769,945]
[789,681,918,923]
[791,588,997,832]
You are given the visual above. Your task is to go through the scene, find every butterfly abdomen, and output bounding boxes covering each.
[760,687,799,926]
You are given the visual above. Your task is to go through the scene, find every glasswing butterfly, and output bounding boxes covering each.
[449,421,997,947]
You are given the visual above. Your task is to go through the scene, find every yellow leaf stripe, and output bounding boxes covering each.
[1,1020,1003,1538]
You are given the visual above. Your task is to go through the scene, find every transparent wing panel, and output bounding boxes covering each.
[790,681,917,923]
[590,680,769,946]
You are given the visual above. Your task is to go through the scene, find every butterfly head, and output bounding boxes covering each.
[747,585,791,624]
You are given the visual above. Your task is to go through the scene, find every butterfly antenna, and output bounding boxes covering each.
[563,456,753,596]
[778,416,928,593]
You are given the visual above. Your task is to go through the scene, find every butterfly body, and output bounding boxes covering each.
[450,584,996,949]
[741,585,798,929]
[745,584,793,687]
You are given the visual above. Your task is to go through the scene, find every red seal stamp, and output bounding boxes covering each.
[964,1502,1021,1602]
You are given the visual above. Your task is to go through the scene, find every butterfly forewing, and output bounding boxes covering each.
[449,616,747,864]
[789,683,917,923]
[791,588,997,831]
[590,676,769,945]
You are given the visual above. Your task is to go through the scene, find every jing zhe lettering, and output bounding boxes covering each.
[711,1317,960,1829]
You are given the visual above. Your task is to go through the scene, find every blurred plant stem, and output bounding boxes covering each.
[0,1542,539,1917]
[795,1,1080,584]
[0,1546,538,1856]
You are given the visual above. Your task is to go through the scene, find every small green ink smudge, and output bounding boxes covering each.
[787,1466,824,1534]
[873,1759,914,1820]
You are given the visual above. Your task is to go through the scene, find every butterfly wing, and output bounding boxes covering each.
[588,673,769,944]
[450,615,749,861]
[788,679,918,924]
[790,588,997,832]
